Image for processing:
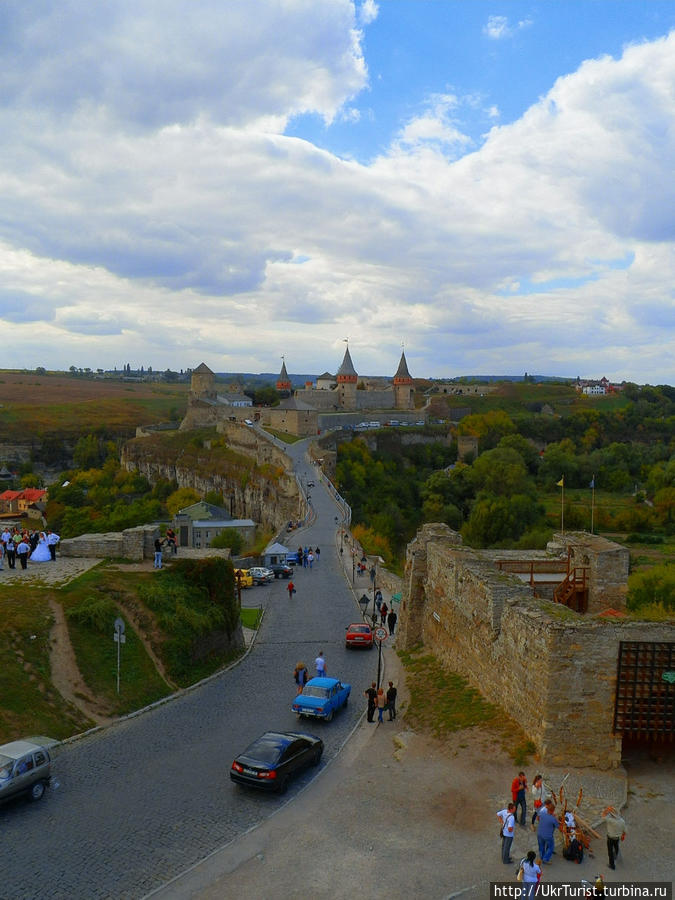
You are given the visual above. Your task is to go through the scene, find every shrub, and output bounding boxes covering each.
[626,565,675,613]
[66,595,119,633]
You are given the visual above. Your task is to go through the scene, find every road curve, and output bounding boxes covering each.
[2,440,377,900]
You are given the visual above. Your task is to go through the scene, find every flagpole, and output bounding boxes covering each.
[561,479,564,533]
[591,474,595,534]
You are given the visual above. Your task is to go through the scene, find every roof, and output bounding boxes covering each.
[216,392,252,405]
[20,488,47,502]
[278,360,290,381]
[0,490,22,501]
[276,397,317,411]
[336,346,357,378]
[305,676,340,687]
[394,350,412,381]
[193,362,214,375]
[317,371,334,380]
[192,518,255,528]
[176,501,231,521]
[264,541,291,555]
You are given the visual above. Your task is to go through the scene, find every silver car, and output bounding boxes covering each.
[0,737,54,803]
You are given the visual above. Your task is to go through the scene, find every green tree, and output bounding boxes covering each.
[210,530,244,555]
[166,487,201,517]
[462,493,542,548]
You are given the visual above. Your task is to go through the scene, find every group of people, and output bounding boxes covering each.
[364,680,397,723]
[374,590,397,633]
[297,546,320,569]
[497,771,628,880]
[0,527,59,570]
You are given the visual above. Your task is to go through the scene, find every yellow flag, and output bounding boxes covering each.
[556,477,564,487]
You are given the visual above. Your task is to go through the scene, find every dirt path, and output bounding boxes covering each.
[47,598,115,726]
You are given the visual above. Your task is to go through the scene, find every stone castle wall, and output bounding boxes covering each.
[397,524,674,769]
[60,525,159,560]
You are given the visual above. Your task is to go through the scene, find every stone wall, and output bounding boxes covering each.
[60,525,159,560]
[397,524,675,769]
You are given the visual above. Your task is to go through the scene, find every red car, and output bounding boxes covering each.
[345,623,374,649]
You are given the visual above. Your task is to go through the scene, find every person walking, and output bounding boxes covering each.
[518,850,542,896]
[308,551,314,569]
[511,771,528,827]
[386,681,397,720]
[365,682,377,722]
[16,537,30,570]
[0,540,4,571]
[153,538,164,569]
[376,687,387,723]
[294,661,308,694]
[536,799,559,864]
[315,651,326,677]
[602,807,626,870]
[379,600,388,626]
[315,547,320,563]
[387,608,397,635]
[287,580,296,598]
[497,803,516,864]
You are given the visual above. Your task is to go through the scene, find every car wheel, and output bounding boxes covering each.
[325,709,334,722]
[343,694,349,706]
[311,747,322,766]
[277,776,288,794]
[30,781,45,801]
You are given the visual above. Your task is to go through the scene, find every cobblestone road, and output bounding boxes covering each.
[2,441,378,899]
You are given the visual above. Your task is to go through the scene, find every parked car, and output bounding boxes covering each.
[230,731,323,793]
[0,737,54,804]
[345,622,374,649]
[249,566,274,585]
[270,563,293,579]
[285,552,300,565]
[292,677,351,722]
[234,568,253,589]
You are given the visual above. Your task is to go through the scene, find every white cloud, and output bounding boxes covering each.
[0,5,672,383]
[359,0,379,26]
[483,15,533,40]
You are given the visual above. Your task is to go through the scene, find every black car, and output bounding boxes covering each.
[230,731,323,793]
[270,563,294,579]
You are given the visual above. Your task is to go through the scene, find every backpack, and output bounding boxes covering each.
[563,838,584,863]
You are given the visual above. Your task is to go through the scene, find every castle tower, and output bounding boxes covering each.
[190,362,216,399]
[336,345,358,410]
[276,358,292,393]
[393,350,414,410]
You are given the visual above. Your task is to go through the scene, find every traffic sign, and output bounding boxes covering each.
[374,627,388,642]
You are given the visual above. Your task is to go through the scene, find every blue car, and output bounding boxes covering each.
[292,677,351,722]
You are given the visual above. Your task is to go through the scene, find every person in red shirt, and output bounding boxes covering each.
[511,771,528,827]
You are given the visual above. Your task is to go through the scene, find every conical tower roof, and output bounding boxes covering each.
[393,350,412,382]
[194,362,214,375]
[336,346,357,379]
[279,360,289,381]
[276,358,291,391]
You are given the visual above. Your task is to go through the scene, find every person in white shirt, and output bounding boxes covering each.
[497,802,516,864]
[519,850,542,896]
[315,651,326,676]
[46,530,60,560]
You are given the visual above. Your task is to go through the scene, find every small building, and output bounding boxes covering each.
[263,541,292,566]
[173,501,254,548]
[264,397,319,436]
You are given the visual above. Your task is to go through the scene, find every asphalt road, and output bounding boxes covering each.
[2,440,377,900]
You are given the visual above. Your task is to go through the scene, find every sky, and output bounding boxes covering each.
[1,1,674,384]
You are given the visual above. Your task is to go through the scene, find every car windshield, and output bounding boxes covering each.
[350,625,370,633]
[0,755,14,780]
[302,686,329,699]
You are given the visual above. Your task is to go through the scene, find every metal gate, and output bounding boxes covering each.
[613,641,675,740]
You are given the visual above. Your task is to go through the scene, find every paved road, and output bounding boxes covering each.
[2,441,378,899]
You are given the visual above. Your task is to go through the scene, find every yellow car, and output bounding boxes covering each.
[234,569,253,589]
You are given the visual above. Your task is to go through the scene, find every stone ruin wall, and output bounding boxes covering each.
[398,524,674,770]
[60,525,158,560]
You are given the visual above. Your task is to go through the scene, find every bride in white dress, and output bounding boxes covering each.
[30,532,51,562]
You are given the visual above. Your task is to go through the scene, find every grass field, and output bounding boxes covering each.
[0,371,188,440]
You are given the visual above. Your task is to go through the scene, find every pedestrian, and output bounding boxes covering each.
[375,589,383,612]
[497,802,516,864]
[315,651,326,677]
[365,682,377,722]
[315,547,320,563]
[387,608,397,635]
[153,537,164,569]
[380,600,388,626]
[602,807,626,870]
[46,529,60,561]
[530,774,548,829]
[536,799,559,864]
[294,661,308,694]
[165,527,177,554]
[287,580,296,598]
[16,537,30,570]
[303,547,308,568]
[517,850,542,896]
[308,551,314,569]
[376,687,387,723]
[5,535,16,569]
[0,541,4,570]
[386,681,397,720]
[511,771,528,827]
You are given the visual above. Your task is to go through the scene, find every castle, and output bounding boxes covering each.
[181,347,416,436]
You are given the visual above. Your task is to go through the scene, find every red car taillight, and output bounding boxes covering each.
[231,761,243,773]
[257,770,277,780]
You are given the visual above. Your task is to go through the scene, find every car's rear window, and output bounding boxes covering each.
[246,738,285,763]
[351,625,370,633]
[303,686,329,698]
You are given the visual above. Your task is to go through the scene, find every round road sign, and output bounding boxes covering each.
[374,627,388,642]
